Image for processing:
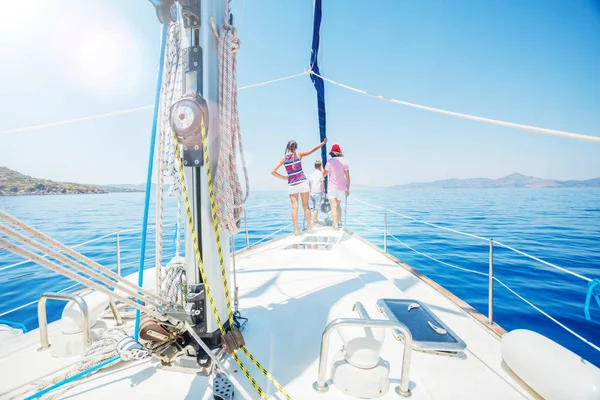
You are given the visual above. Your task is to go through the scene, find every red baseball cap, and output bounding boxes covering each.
[331,144,342,153]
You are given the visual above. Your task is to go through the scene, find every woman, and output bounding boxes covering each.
[272,138,327,234]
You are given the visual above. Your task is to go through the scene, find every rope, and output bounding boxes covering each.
[11,328,133,400]
[175,191,183,256]
[0,72,305,136]
[494,277,600,352]
[160,21,185,197]
[134,22,169,340]
[310,71,600,144]
[0,319,27,332]
[212,17,250,233]
[0,237,165,321]
[173,122,291,399]
[0,212,164,306]
[0,106,153,136]
[156,125,165,295]
[160,256,187,305]
[584,279,600,321]
[0,231,115,273]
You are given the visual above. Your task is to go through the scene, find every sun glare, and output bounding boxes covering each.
[50,4,146,97]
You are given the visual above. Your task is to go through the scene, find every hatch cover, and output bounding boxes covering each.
[377,299,466,352]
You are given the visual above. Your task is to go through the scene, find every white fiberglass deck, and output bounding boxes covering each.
[0,227,536,399]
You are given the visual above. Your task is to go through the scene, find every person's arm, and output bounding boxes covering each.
[345,169,351,195]
[298,138,327,159]
[271,158,287,181]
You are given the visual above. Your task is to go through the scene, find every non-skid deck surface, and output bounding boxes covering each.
[0,228,535,399]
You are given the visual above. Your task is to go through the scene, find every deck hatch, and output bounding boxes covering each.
[302,236,337,243]
[284,243,332,250]
[377,299,466,352]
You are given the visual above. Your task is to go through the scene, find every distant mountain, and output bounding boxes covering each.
[101,184,145,193]
[388,173,600,189]
[0,167,144,196]
[0,167,107,196]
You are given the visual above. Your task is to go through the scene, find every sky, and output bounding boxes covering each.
[0,0,599,190]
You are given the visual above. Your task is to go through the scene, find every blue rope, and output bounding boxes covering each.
[22,21,169,400]
[134,23,169,340]
[0,319,27,333]
[584,278,600,321]
[24,356,120,400]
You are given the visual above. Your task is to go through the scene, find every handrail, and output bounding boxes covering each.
[494,240,591,282]
[347,204,600,354]
[38,292,91,351]
[353,198,592,282]
[387,233,488,277]
[249,224,293,247]
[493,277,600,352]
[314,317,413,397]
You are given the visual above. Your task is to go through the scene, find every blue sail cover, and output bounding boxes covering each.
[310,0,327,170]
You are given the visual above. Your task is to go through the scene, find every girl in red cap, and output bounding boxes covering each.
[323,143,350,229]
[271,138,327,234]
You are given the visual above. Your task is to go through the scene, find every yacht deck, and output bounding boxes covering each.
[0,227,536,399]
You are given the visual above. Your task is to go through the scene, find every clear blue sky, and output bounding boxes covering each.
[0,0,599,189]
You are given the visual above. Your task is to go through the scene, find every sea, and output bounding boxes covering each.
[1,189,599,367]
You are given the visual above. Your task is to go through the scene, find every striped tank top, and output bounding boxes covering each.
[284,153,306,186]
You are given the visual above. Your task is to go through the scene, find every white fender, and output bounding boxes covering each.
[502,329,600,400]
[60,290,110,334]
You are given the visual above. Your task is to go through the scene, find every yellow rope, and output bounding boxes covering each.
[172,122,292,400]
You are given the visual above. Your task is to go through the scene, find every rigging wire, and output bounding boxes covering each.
[0,71,308,136]
[310,71,600,144]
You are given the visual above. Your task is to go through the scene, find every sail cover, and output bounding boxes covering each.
[310,0,327,170]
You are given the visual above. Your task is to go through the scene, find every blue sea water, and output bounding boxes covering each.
[1,189,599,367]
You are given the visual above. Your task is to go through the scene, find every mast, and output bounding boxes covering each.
[184,0,229,347]
[151,0,230,348]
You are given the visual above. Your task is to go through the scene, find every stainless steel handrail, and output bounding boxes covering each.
[350,198,595,328]
[37,292,91,351]
[314,305,413,397]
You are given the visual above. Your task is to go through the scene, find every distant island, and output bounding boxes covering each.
[385,173,600,190]
[0,167,143,196]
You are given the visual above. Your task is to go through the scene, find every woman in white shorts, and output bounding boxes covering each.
[271,138,327,234]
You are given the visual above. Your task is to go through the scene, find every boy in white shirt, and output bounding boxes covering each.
[308,160,324,225]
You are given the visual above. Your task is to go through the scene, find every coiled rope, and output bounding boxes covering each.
[211,14,250,234]
[160,256,187,305]
[9,328,141,400]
